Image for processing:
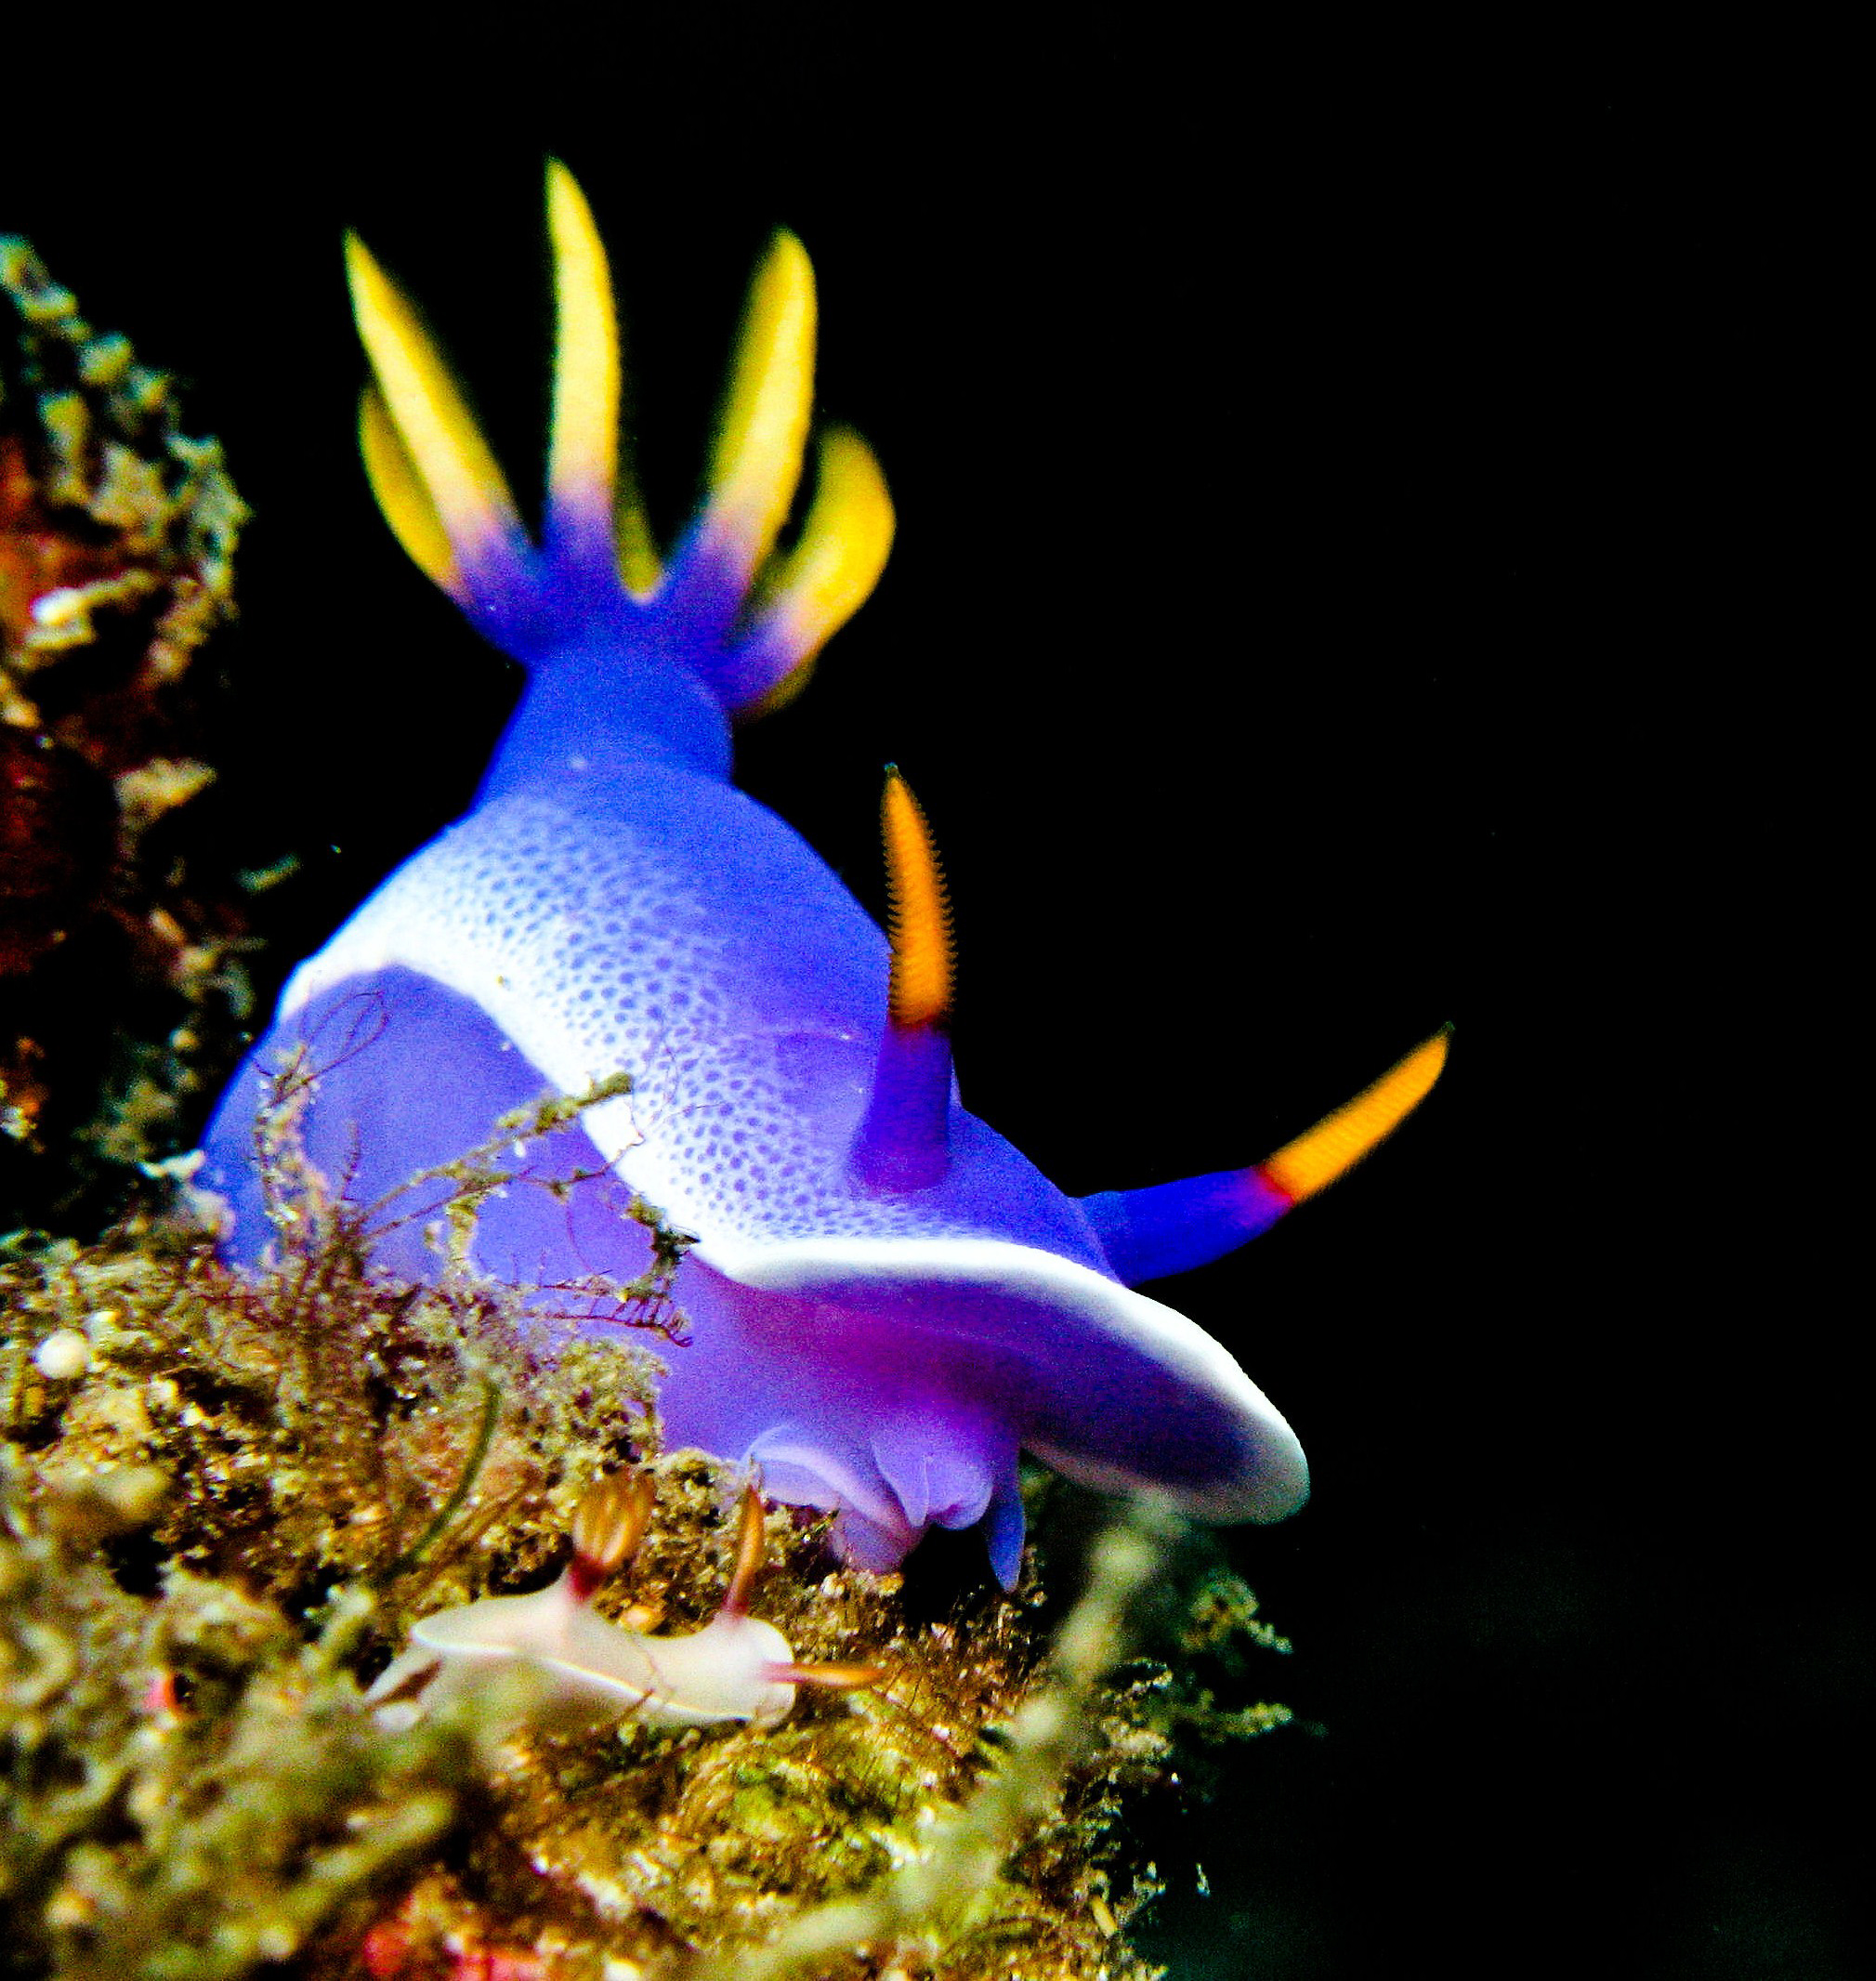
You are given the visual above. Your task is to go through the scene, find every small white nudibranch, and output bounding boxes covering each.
[365,1473,878,1737]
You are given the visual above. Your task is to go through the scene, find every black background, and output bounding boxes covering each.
[7,13,1856,1977]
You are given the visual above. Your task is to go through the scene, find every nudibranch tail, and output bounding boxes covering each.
[852,767,955,1194]
[1082,1027,1451,1284]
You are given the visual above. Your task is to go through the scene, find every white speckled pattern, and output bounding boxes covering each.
[282,762,1116,1278]
[282,782,949,1252]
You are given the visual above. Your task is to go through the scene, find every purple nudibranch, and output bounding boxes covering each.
[201,164,1448,1583]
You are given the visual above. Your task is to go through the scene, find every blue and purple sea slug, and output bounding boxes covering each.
[200,164,1448,1584]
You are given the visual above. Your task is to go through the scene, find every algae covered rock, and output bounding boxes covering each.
[1,237,251,1232]
[1,1214,1279,1977]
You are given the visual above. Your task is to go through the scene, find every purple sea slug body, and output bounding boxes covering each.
[201,164,1448,1582]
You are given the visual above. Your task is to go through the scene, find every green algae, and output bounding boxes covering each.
[1,1174,1291,1977]
[0,1505,473,1979]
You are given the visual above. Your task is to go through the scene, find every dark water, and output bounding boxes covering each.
[7,19,1856,1976]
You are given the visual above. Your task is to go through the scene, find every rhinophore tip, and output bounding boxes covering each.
[1082,1026,1452,1284]
[880,766,953,1031]
[1258,1025,1450,1206]
[852,767,956,1192]
[567,1471,657,1601]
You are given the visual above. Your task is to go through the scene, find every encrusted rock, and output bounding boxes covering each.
[1,237,250,1229]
